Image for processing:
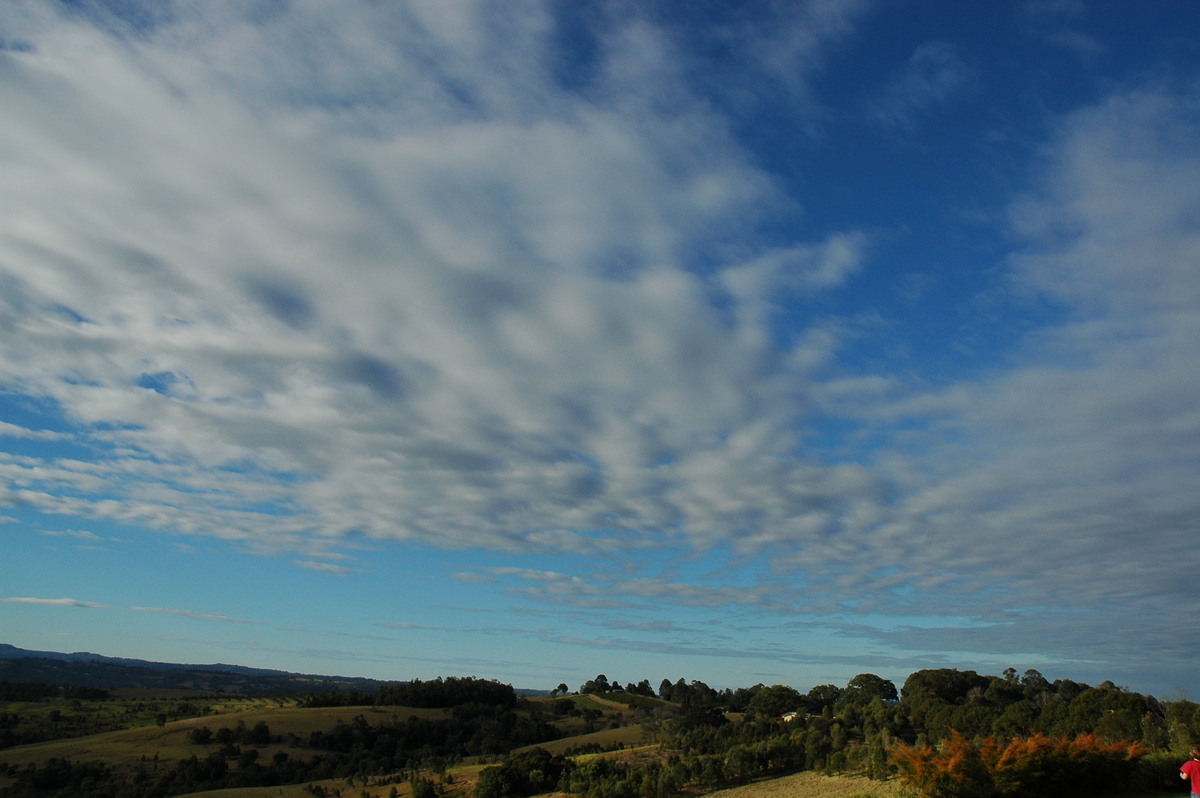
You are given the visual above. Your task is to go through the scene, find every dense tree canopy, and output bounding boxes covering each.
[302,676,516,709]
[746,685,803,718]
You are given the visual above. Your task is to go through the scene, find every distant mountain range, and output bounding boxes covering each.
[0,643,392,694]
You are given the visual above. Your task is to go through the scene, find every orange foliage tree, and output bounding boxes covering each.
[891,731,1147,798]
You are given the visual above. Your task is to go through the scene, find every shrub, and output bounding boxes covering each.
[411,776,438,798]
[1140,748,1189,792]
[188,726,214,744]
[891,731,992,798]
[891,731,1148,798]
[473,747,574,798]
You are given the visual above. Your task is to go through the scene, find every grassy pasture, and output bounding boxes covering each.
[705,771,903,798]
[168,703,449,739]
[0,693,647,797]
[164,773,881,798]
[0,692,281,747]
[159,767,906,798]
[588,692,666,712]
[513,724,648,756]
[0,704,447,771]
[543,693,661,713]
[171,760,490,798]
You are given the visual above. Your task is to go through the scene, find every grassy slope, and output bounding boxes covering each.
[168,770,1172,798]
[707,772,903,798]
[168,770,903,798]
[513,725,648,756]
[0,704,446,771]
[0,694,648,798]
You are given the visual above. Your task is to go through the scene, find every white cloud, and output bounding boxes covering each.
[868,41,976,131]
[818,84,1200,657]
[0,421,65,440]
[293,560,364,577]
[38,528,98,538]
[129,606,254,624]
[1,596,107,609]
[2,0,1199,689]
[0,0,867,566]
[1,596,251,623]
[717,0,876,107]
[721,232,869,328]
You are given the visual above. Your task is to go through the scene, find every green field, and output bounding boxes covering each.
[0,703,450,771]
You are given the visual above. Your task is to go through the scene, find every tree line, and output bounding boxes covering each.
[4,667,1198,798]
[301,676,516,709]
[475,667,1195,798]
[0,683,109,702]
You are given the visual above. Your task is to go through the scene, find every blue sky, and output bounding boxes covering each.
[2,0,1199,697]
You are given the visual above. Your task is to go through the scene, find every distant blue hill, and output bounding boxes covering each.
[0,643,393,694]
[0,644,549,696]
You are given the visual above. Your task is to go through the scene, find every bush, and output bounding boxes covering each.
[1139,749,1188,792]
[473,747,574,798]
[891,732,992,798]
[188,726,214,744]
[891,731,1148,798]
[411,776,438,798]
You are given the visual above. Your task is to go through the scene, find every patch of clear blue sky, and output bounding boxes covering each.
[720,1,1197,387]
[1,392,83,440]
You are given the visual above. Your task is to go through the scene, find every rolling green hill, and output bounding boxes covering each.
[0,645,390,694]
[0,661,1189,798]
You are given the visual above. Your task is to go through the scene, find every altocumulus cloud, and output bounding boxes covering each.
[812,85,1200,685]
[0,0,1198,692]
[0,0,868,563]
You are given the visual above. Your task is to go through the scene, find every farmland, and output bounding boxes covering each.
[0,665,1193,798]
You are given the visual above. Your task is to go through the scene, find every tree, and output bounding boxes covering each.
[671,678,690,704]
[673,706,729,731]
[248,721,272,745]
[580,674,610,694]
[891,732,1148,798]
[902,669,989,703]
[806,684,843,711]
[747,685,803,719]
[411,777,437,798]
[188,726,214,745]
[474,748,573,798]
[843,673,898,705]
[1165,699,1200,748]
[993,700,1038,738]
[1021,669,1050,693]
[473,764,513,798]
[688,680,719,706]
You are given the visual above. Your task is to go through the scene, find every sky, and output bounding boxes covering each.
[1,0,1199,699]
